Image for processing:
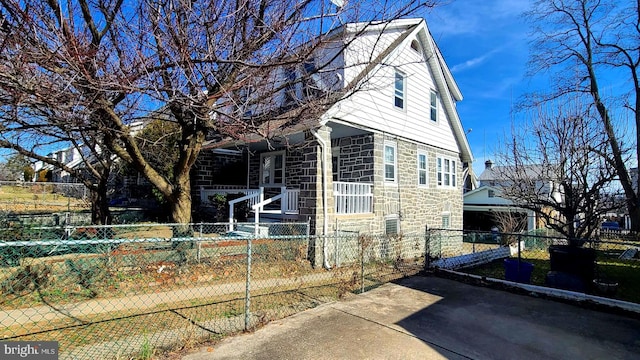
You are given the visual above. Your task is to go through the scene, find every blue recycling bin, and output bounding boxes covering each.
[504,258,534,284]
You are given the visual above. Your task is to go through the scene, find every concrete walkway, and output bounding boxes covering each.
[182,276,640,360]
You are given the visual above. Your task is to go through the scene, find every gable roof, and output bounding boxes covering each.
[204,18,473,163]
[320,18,471,162]
[478,164,549,182]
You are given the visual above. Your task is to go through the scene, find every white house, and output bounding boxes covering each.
[464,160,562,232]
[197,18,474,248]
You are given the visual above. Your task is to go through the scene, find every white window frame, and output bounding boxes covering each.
[436,156,457,188]
[441,212,451,229]
[430,90,438,122]
[394,69,406,110]
[384,141,397,184]
[260,151,285,186]
[417,150,428,187]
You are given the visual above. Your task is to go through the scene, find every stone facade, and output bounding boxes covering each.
[193,128,463,255]
[330,133,463,254]
[331,134,375,182]
[193,151,246,188]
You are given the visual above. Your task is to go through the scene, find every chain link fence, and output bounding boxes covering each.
[0,222,428,359]
[0,181,89,213]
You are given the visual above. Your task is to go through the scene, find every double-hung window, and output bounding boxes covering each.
[260,151,285,185]
[417,151,428,187]
[430,90,438,122]
[394,70,406,110]
[384,141,397,184]
[436,156,457,188]
[441,213,450,228]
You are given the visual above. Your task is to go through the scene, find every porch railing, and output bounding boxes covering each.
[282,188,300,214]
[200,186,262,209]
[333,181,373,214]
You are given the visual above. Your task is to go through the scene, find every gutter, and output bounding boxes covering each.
[312,129,331,270]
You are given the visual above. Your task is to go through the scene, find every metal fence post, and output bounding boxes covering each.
[244,236,252,331]
[197,223,202,263]
[424,226,430,270]
[360,236,365,294]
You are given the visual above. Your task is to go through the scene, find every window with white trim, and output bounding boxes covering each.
[417,151,428,187]
[394,70,406,110]
[260,151,285,185]
[430,90,438,122]
[441,213,450,228]
[384,142,397,183]
[437,156,457,188]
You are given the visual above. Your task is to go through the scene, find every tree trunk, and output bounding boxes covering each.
[90,185,111,225]
[170,173,192,224]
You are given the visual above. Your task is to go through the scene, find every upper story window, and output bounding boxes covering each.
[430,90,438,122]
[384,141,397,184]
[394,70,406,110]
[303,59,323,99]
[417,151,428,187]
[260,151,285,185]
[437,156,457,188]
[283,68,297,106]
[238,86,253,118]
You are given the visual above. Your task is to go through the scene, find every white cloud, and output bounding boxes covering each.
[450,46,505,73]
[451,55,488,73]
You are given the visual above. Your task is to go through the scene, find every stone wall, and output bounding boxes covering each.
[332,134,374,182]
[193,151,246,189]
[191,129,464,255]
[332,133,463,254]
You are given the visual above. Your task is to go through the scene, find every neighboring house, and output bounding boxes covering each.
[195,18,473,245]
[32,147,84,183]
[464,160,561,232]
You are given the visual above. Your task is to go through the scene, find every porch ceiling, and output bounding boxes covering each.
[205,121,371,152]
[327,121,372,139]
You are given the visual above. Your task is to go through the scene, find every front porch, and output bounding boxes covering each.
[199,181,374,224]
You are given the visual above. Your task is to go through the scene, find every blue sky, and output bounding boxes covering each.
[426,0,539,176]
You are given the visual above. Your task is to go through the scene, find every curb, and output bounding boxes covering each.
[435,268,640,318]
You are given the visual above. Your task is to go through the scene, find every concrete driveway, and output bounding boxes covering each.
[182,276,640,360]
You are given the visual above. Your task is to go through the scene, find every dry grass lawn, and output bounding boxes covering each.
[0,185,88,212]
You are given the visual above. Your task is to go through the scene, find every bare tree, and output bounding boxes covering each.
[0,0,436,224]
[525,0,640,230]
[497,99,623,242]
[491,209,527,245]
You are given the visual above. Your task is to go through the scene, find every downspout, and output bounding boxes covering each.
[312,129,331,270]
[246,149,250,190]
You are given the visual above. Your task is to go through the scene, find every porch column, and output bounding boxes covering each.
[299,126,335,267]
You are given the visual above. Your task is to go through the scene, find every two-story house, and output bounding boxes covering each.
[195,18,473,249]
